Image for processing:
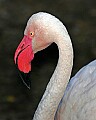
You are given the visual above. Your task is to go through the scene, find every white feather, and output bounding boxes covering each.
[23,12,96,120]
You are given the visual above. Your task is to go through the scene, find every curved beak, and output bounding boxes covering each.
[14,35,34,66]
[14,35,34,88]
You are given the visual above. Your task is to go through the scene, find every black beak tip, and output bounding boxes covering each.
[18,71,31,89]
[15,64,31,89]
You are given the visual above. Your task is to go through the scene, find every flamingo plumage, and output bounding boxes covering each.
[14,12,96,120]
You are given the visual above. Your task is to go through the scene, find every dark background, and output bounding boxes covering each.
[0,0,96,119]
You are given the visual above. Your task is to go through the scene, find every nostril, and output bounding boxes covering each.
[21,44,24,49]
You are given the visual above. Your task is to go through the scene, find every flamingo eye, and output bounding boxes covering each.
[30,32,34,37]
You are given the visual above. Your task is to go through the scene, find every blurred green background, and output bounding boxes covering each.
[0,0,96,119]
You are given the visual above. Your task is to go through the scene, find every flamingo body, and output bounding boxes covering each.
[55,60,96,120]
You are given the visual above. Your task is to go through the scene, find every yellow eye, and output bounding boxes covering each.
[30,32,34,37]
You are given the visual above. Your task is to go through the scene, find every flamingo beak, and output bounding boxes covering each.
[14,35,34,88]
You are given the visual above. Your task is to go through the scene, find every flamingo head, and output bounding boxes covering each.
[14,12,61,88]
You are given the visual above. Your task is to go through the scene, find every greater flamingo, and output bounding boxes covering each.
[14,12,96,120]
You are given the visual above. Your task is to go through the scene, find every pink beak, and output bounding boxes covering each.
[14,35,34,73]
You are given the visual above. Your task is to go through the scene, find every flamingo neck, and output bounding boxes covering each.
[33,32,73,120]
